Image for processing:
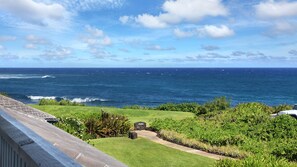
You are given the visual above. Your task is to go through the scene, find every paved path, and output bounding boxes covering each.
[135,130,228,160]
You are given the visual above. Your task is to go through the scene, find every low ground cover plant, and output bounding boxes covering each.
[151,102,297,166]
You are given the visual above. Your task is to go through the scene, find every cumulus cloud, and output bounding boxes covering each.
[24,35,50,49]
[86,25,104,37]
[81,25,114,59]
[255,0,297,19]
[173,25,234,38]
[26,35,49,44]
[123,0,228,29]
[135,14,168,29]
[40,46,72,60]
[198,25,234,38]
[145,45,175,51]
[266,21,297,36]
[82,25,112,47]
[0,0,69,26]
[119,15,131,24]
[173,28,195,38]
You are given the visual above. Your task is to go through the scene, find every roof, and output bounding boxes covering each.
[0,95,127,167]
[278,110,297,115]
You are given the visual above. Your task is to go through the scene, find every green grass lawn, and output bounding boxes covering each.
[90,137,215,167]
[32,105,194,125]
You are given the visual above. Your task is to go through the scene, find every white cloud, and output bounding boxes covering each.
[0,0,69,26]
[174,25,234,38]
[0,45,4,50]
[173,28,195,38]
[135,14,168,29]
[145,45,175,51]
[40,46,72,60]
[255,1,297,19]
[26,35,49,44]
[125,0,228,29]
[119,16,130,24]
[0,36,16,42]
[81,25,113,58]
[198,25,234,38]
[161,0,228,23]
[49,0,125,12]
[82,25,112,47]
[86,25,104,37]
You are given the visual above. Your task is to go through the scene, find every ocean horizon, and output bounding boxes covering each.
[1,68,297,107]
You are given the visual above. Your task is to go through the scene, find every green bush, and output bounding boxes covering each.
[151,102,297,163]
[272,139,297,161]
[155,97,231,116]
[55,117,90,140]
[85,111,131,138]
[123,105,151,110]
[0,92,9,97]
[216,155,295,167]
[273,104,292,113]
[39,99,85,106]
[55,111,131,140]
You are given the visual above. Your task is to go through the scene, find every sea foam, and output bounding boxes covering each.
[28,96,56,100]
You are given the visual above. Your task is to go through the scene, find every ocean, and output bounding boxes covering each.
[0,68,296,107]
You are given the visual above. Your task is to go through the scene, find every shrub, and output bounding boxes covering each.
[203,96,231,113]
[216,155,295,167]
[273,104,292,113]
[0,92,9,97]
[85,111,131,138]
[156,102,201,114]
[55,117,90,140]
[272,139,297,161]
[122,105,151,110]
[39,99,85,106]
[155,97,231,116]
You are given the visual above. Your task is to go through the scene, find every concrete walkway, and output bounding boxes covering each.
[135,130,228,160]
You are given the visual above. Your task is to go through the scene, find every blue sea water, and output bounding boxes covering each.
[0,68,297,107]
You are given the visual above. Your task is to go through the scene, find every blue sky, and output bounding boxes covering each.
[0,0,297,67]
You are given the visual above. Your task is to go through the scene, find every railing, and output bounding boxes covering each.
[0,109,81,167]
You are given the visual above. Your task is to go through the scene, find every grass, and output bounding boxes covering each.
[89,137,215,167]
[32,105,194,125]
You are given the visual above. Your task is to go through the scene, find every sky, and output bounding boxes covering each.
[0,0,297,67]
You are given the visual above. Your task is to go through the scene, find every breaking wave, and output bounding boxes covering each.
[27,96,56,100]
[0,74,55,79]
[68,97,109,103]
[27,96,109,103]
